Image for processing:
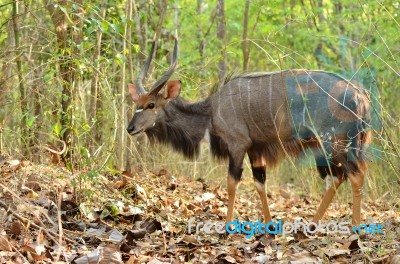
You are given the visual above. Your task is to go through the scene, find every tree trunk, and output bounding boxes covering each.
[119,0,133,170]
[317,0,325,23]
[242,0,250,71]
[216,0,226,82]
[148,0,168,74]
[174,1,179,34]
[197,0,207,98]
[45,0,83,168]
[127,1,135,84]
[132,0,145,70]
[89,0,107,151]
[12,0,29,157]
[140,0,148,54]
[23,53,43,162]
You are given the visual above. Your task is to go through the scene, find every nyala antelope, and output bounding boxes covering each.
[127,38,371,228]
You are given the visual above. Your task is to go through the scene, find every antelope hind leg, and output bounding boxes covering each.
[312,176,344,223]
[252,167,273,223]
[348,173,365,226]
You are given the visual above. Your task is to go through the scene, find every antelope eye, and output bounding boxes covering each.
[147,103,155,109]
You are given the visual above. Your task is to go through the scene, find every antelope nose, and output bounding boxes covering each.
[127,125,135,134]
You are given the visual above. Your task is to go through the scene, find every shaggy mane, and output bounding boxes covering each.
[145,97,211,158]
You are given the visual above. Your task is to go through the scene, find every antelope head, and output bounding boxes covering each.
[127,39,180,136]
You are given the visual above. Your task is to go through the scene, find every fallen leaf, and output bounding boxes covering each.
[4,160,20,167]
[0,235,12,251]
[79,203,100,221]
[222,255,237,263]
[201,192,215,202]
[74,248,101,264]
[280,189,290,199]
[99,244,123,264]
[9,221,23,238]
[181,235,201,245]
[135,184,147,200]
[107,229,125,243]
[126,229,147,242]
[322,248,350,258]
[86,226,107,237]
[252,255,269,263]
[372,254,400,264]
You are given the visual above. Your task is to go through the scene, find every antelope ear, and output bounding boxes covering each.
[164,80,181,99]
[128,83,140,103]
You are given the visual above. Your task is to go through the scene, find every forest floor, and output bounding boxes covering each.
[0,159,399,264]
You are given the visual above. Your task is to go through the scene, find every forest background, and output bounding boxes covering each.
[0,0,399,207]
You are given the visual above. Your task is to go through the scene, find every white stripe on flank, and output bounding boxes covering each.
[247,78,264,135]
[217,93,228,129]
[239,78,245,118]
[229,82,237,119]
[260,76,269,129]
[268,74,273,120]
[135,109,143,113]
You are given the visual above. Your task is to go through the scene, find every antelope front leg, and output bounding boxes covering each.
[312,176,344,223]
[225,142,250,226]
[226,173,240,223]
[226,163,243,224]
